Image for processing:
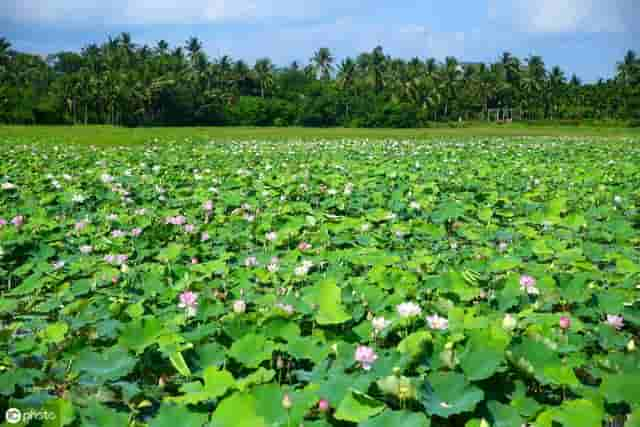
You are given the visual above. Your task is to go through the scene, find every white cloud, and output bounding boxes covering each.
[488,0,630,34]
[1,0,359,25]
[399,24,428,35]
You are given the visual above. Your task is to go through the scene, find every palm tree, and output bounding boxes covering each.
[0,38,12,78]
[337,58,356,92]
[156,40,169,55]
[337,57,357,119]
[425,58,438,77]
[441,57,461,118]
[186,37,204,69]
[525,55,546,118]
[311,48,334,80]
[617,50,637,84]
[475,63,493,120]
[368,46,387,95]
[547,66,566,119]
[232,60,251,95]
[254,58,274,98]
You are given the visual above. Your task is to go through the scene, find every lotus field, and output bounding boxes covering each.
[1,136,640,427]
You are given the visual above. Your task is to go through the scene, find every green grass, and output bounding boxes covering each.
[1,124,639,145]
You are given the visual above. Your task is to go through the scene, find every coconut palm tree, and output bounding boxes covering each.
[617,50,637,84]
[369,46,387,95]
[337,57,357,119]
[547,66,566,119]
[311,48,334,80]
[441,57,461,118]
[254,58,274,98]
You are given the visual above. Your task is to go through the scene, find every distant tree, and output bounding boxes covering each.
[0,34,635,126]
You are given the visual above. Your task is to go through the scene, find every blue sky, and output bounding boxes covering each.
[1,0,638,82]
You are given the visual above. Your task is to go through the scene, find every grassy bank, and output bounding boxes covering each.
[1,124,639,145]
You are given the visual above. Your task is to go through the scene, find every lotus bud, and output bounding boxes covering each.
[282,393,293,410]
[503,314,517,331]
[628,339,636,352]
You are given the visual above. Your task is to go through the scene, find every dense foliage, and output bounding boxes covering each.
[1,136,639,426]
[0,35,639,127]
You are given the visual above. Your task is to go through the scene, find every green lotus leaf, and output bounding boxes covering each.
[228,333,277,368]
[150,405,209,427]
[459,326,510,381]
[334,391,386,423]
[360,410,430,427]
[487,401,523,427]
[420,372,484,417]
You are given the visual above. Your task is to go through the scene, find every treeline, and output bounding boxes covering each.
[0,34,638,127]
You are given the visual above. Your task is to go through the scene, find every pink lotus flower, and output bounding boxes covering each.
[606,314,624,330]
[179,291,199,317]
[372,316,391,332]
[355,345,378,370]
[100,173,114,184]
[297,241,312,251]
[233,299,247,313]
[426,314,449,331]
[318,399,330,413]
[294,260,313,277]
[203,200,214,211]
[397,302,422,318]
[75,220,89,231]
[559,316,571,330]
[0,218,7,227]
[184,224,196,233]
[131,228,142,237]
[201,232,210,242]
[111,229,126,238]
[11,216,24,228]
[191,257,199,264]
[165,215,187,225]
[104,254,128,266]
[267,258,280,273]
[520,275,539,295]
[276,303,294,315]
[266,231,278,242]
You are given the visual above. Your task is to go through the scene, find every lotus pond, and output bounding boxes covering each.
[1,136,639,427]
